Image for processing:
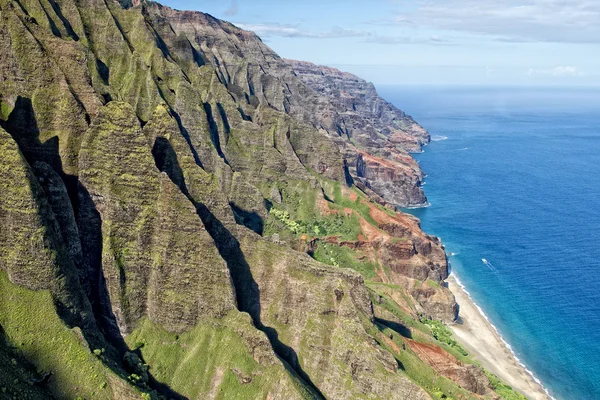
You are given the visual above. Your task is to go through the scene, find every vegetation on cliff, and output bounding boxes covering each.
[0,0,527,398]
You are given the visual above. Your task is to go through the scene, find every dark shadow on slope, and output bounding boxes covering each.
[237,107,252,121]
[152,137,186,190]
[166,107,205,170]
[216,102,231,135]
[203,102,230,165]
[0,97,62,171]
[188,39,206,67]
[77,159,187,400]
[102,0,134,53]
[372,321,407,372]
[196,204,325,400]
[152,137,325,399]
[47,0,80,41]
[142,10,175,63]
[229,202,264,235]
[1,97,186,400]
[0,326,53,398]
[38,3,63,38]
[343,159,354,187]
[374,317,413,339]
[96,59,110,85]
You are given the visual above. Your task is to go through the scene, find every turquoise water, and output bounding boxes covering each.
[379,86,600,400]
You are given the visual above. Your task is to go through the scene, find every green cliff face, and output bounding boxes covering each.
[0,0,521,398]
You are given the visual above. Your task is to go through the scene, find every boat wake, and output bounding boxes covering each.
[482,258,497,271]
[431,135,448,141]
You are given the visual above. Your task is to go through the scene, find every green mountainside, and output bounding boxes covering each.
[0,0,526,398]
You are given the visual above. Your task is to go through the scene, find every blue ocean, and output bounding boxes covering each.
[379,86,600,400]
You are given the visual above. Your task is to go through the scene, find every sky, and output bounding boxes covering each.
[158,0,600,86]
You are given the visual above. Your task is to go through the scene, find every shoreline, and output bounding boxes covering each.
[446,274,552,400]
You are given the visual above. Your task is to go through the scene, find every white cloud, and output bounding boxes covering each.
[528,66,584,76]
[366,34,452,45]
[235,23,367,39]
[236,22,451,45]
[394,0,600,43]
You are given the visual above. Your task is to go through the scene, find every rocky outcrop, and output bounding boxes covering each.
[287,59,429,207]
[285,60,428,151]
[405,339,491,395]
[311,185,456,321]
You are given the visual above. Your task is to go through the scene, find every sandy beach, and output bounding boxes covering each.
[447,275,551,400]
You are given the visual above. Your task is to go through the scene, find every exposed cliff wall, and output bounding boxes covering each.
[0,0,507,398]
[287,59,429,206]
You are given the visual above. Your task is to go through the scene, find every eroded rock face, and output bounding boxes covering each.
[313,187,456,321]
[78,102,236,334]
[285,60,428,151]
[287,60,429,207]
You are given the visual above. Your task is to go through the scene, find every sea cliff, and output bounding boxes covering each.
[0,0,527,398]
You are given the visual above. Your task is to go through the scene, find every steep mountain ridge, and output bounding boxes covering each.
[0,0,523,399]
[286,59,429,206]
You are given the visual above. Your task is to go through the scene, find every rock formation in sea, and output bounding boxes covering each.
[0,0,524,398]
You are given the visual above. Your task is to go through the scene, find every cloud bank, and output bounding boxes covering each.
[235,22,449,45]
[394,0,600,43]
[235,23,366,39]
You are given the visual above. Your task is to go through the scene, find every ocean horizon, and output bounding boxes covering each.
[381,85,600,400]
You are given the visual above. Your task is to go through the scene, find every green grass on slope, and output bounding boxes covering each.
[312,242,377,279]
[264,180,364,243]
[485,372,528,400]
[368,286,528,400]
[331,182,380,226]
[419,319,469,357]
[126,313,314,400]
[372,322,478,400]
[265,176,396,242]
[0,339,51,399]
[0,271,140,399]
[264,178,393,279]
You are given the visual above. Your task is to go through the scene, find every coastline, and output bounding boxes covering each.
[446,274,552,400]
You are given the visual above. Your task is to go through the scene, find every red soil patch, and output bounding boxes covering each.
[358,151,400,171]
[406,339,490,396]
[359,217,387,242]
[406,339,457,367]
[317,198,337,216]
